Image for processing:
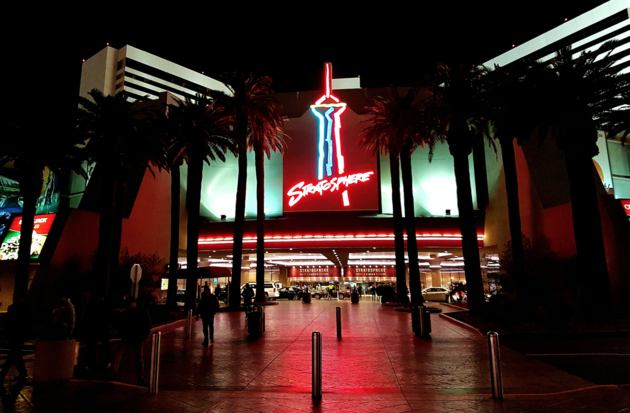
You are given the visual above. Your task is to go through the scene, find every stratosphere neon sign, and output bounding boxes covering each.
[285,63,375,208]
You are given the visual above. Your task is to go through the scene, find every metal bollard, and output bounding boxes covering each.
[419,305,430,337]
[312,331,322,400]
[488,332,503,399]
[148,332,161,394]
[185,309,193,339]
[336,307,342,339]
[411,306,420,335]
[259,305,265,336]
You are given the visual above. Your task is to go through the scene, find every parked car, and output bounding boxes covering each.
[336,289,353,299]
[278,286,302,300]
[240,282,281,301]
[421,287,449,302]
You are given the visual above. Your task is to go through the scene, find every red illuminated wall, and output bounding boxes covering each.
[282,107,379,212]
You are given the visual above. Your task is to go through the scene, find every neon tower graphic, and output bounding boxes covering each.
[285,63,375,209]
[310,63,349,205]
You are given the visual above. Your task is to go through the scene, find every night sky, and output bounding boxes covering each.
[4,0,609,127]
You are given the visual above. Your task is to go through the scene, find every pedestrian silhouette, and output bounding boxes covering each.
[197,286,220,346]
[111,300,152,385]
[0,296,33,382]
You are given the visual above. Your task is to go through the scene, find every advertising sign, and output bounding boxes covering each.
[594,130,614,193]
[289,266,341,278]
[345,266,397,278]
[0,214,56,260]
[621,199,630,217]
[0,168,61,215]
[282,63,379,212]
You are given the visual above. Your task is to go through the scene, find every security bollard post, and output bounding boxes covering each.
[312,331,322,400]
[259,305,265,336]
[488,332,503,399]
[424,306,432,335]
[419,305,429,337]
[336,307,342,339]
[411,306,420,336]
[148,332,161,394]
[185,309,193,339]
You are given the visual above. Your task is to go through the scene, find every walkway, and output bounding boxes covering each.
[4,300,630,412]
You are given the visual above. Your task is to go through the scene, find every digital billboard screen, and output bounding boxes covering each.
[0,214,56,260]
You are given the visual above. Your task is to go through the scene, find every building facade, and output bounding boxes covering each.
[0,0,628,309]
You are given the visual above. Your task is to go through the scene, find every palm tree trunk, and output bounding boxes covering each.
[15,171,41,299]
[186,156,203,313]
[108,171,124,301]
[389,154,407,303]
[499,136,526,302]
[564,151,610,311]
[255,147,266,302]
[167,162,180,309]
[448,122,485,315]
[400,143,424,306]
[230,135,248,309]
[96,161,116,297]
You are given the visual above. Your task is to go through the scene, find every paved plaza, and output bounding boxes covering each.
[2,300,629,412]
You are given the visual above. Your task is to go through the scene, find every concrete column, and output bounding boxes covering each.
[431,267,442,288]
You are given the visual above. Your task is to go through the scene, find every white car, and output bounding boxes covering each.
[422,287,449,302]
[240,282,281,301]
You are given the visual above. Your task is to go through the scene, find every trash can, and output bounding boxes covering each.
[247,306,264,337]
[302,293,311,304]
[351,292,359,304]
[33,339,78,383]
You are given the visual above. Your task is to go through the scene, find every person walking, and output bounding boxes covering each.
[82,295,112,371]
[0,296,33,382]
[242,284,254,314]
[51,293,75,340]
[357,285,363,300]
[196,286,220,346]
[111,300,152,385]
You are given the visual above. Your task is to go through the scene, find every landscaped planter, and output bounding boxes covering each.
[33,339,78,383]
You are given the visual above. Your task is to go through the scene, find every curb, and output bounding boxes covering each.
[439,311,485,337]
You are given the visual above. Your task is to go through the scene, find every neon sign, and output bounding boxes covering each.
[285,63,375,209]
[287,172,375,207]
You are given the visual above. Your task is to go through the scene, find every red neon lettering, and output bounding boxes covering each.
[287,171,374,207]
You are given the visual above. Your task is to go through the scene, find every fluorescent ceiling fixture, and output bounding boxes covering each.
[209,263,248,269]
[441,262,466,267]
[249,263,277,268]
[264,254,327,260]
[272,261,335,266]
[348,253,432,260]
[437,253,453,258]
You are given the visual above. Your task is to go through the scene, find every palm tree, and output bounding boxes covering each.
[155,109,184,309]
[77,89,166,297]
[360,86,441,305]
[359,101,407,303]
[427,63,488,315]
[220,73,285,306]
[168,93,236,312]
[482,60,541,305]
[530,41,629,311]
[1,122,86,299]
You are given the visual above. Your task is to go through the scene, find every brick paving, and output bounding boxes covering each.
[2,299,629,412]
